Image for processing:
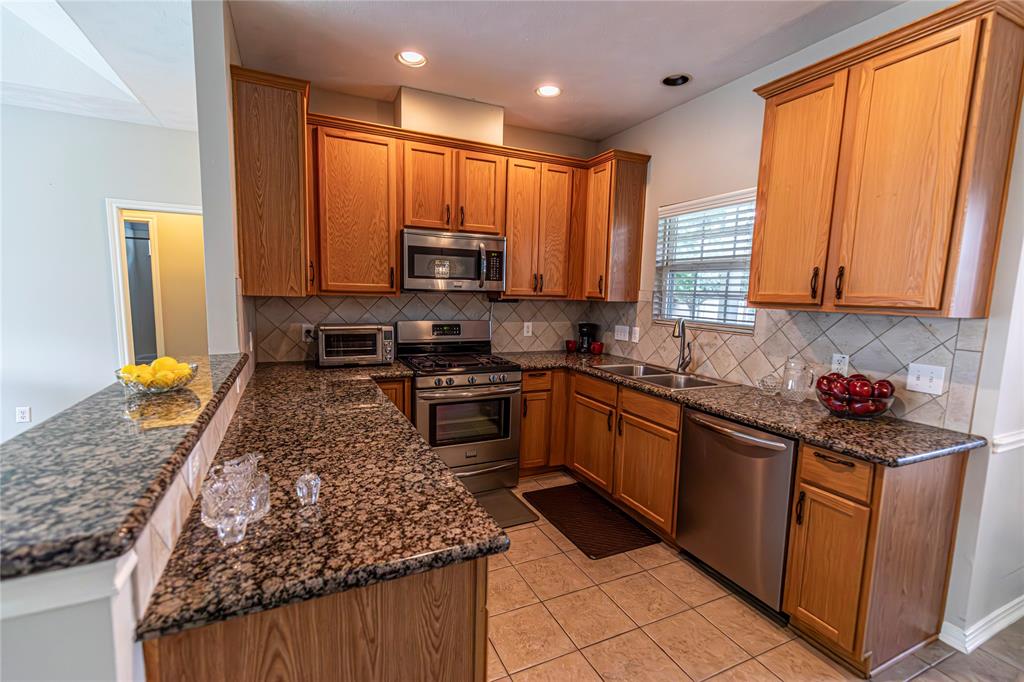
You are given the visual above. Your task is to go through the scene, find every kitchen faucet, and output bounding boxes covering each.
[673,319,693,372]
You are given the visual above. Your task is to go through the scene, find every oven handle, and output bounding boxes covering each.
[479,242,487,289]
[417,386,521,400]
[454,462,516,478]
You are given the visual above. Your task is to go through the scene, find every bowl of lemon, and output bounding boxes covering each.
[117,356,198,394]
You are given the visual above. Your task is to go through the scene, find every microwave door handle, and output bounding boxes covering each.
[479,242,487,288]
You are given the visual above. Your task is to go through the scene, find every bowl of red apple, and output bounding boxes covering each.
[815,372,895,419]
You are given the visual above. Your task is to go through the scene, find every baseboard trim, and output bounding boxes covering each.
[940,593,1024,653]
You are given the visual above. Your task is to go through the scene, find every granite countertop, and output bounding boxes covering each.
[136,362,507,641]
[0,353,249,579]
[499,351,986,467]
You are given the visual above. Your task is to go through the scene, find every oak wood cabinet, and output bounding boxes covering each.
[750,2,1024,317]
[403,141,454,229]
[231,67,311,297]
[505,160,573,297]
[403,144,507,234]
[374,378,410,419]
[317,129,399,294]
[612,409,679,534]
[457,150,506,234]
[568,391,616,491]
[583,158,648,301]
[520,391,552,470]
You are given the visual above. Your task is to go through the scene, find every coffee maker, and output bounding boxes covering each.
[578,323,599,353]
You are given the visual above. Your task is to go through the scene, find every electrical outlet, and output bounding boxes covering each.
[301,324,315,343]
[15,406,31,423]
[831,354,850,374]
[907,363,945,395]
[614,325,628,341]
[523,322,533,337]
[631,326,640,343]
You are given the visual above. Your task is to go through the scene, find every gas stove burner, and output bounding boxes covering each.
[403,353,519,374]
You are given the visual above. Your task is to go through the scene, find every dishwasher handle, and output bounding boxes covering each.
[688,413,788,451]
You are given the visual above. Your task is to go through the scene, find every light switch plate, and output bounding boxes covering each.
[907,363,945,395]
[523,322,532,337]
[631,326,640,343]
[15,406,31,423]
[831,354,850,374]
[614,325,628,341]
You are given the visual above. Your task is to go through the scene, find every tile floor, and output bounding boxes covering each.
[486,472,1024,682]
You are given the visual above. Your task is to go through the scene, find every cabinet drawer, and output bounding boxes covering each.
[619,388,680,431]
[522,371,553,392]
[799,445,873,504]
[573,373,617,406]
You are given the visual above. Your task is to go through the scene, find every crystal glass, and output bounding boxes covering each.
[215,512,249,546]
[296,472,321,506]
[250,471,271,521]
[757,374,781,396]
[781,358,813,403]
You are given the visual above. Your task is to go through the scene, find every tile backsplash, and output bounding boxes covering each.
[251,293,985,433]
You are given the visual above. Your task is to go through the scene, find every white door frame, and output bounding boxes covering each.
[106,198,202,366]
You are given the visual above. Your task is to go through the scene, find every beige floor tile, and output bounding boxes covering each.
[583,629,691,681]
[505,526,560,565]
[980,617,1024,671]
[628,542,682,569]
[511,651,601,681]
[489,553,512,571]
[488,640,508,681]
[697,595,793,656]
[708,659,780,681]
[936,650,1023,682]
[914,640,957,667]
[756,639,857,681]
[545,586,637,648]
[566,548,644,583]
[643,610,749,681]
[534,472,577,488]
[649,560,728,607]
[912,669,956,681]
[515,553,593,600]
[488,567,539,615]
[600,572,689,626]
[867,654,929,682]
[489,603,575,674]
[515,479,544,493]
[536,522,577,551]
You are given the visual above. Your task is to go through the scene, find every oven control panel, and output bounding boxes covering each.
[431,323,462,337]
[485,251,504,281]
[416,372,521,389]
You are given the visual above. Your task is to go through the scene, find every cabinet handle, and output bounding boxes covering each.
[598,275,604,295]
[527,372,546,378]
[309,260,315,286]
[617,414,623,435]
[523,399,528,417]
[795,491,806,525]
[539,274,544,293]
[813,451,854,468]
[809,266,819,300]
[835,265,845,300]
[389,266,395,288]
[445,204,451,225]
[460,206,465,227]
[606,410,612,431]
[533,273,538,292]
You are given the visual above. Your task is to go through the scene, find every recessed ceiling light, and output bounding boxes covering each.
[535,84,562,98]
[662,74,691,87]
[396,50,427,68]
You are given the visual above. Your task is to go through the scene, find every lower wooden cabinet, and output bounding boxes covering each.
[568,392,616,491]
[520,390,552,469]
[374,379,410,419]
[613,411,679,534]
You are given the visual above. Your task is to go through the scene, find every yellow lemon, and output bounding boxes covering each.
[152,370,176,388]
[174,362,192,374]
[151,356,178,372]
[134,368,154,386]
[120,364,138,376]
[172,368,191,381]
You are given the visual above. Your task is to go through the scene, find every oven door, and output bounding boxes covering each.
[318,327,383,366]
[415,384,521,468]
[402,229,505,292]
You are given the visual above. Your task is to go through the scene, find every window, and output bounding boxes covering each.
[654,188,757,330]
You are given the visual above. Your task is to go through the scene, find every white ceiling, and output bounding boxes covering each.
[228,0,900,141]
[1,0,197,131]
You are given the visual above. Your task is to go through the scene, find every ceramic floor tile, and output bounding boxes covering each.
[536,522,577,551]
[696,595,793,656]
[545,586,637,648]
[514,479,544,493]
[489,553,512,571]
[649,560,728,607]
[488,640,509,681]
[534,472,577,488]
[511,651,601,681]
[627,542,682,569]
[643,610,750,681]
[515,552,593,600]
[582,629,691,682]
[914,640,957,667]
[566,548,645,583]
[980,617,1024,671]
[936,650,1023,682]
[756,639,857,681]
[489,603,575,674]
[868,654,929,682]
[600,571,689,626]
[505,526,561,565]
[708,659,781,681]
[488,566,539,615]
[911,669,956,681]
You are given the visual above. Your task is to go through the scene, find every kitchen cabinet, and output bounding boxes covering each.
[231,67,311,297]
[520,391,552,470]
[750,3,1024,317]
[317,129,399,294]
[456,150,506,234]
[374,378,410,419]
[568,392,616,491]
[505,160,573,297]
[403,141,454,229]
[403,144,507,234]
[613,412,679,534]
[583,158,648,301]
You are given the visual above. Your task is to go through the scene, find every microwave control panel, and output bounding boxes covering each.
[486,251,504,281]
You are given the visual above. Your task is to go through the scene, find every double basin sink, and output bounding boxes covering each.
[596,363,732,391]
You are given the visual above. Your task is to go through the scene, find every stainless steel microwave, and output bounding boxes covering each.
[402,228,506,292]
[316,324,394,367]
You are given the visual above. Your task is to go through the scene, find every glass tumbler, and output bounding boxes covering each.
[781,358,813,403]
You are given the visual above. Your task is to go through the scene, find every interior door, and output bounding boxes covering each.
[748,71,847,306]
[538,163,573,297]
[584,161,613,299]
[457,150,506,234]
[505,158,541,297]
[519,391,551,469]
[613,412,679,533]
[404,141,454,229]
[828,21,979,310]
[569,393,615,491]
[318,129,398,294]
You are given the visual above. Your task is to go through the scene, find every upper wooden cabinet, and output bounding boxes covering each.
[750,3,1024,317]
[403,144,507,234]
[505,159,574,297]
[404,141,454,229]
[584,158,648,301]
[457,150,506,234]
[231,67,310,297]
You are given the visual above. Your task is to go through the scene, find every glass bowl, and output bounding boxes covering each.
[815,388,894,420]
[116,362,198,394]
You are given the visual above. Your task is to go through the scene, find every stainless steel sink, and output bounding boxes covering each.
[639,374,722,390]
[597,363,674,377]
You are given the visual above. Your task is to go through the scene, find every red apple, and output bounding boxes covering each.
[849,379,873,399]
[825,396,849,413]
[850,400,875,416]
[870,399,888,414]
[815,376,833,393]
[848,373,868,382]
[831,378,850,399]
[826,372,844,380]
[872,380,895,399]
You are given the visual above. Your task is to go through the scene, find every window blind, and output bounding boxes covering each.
[654,189,757,329]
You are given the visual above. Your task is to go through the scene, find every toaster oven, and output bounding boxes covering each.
[316,324,395,367]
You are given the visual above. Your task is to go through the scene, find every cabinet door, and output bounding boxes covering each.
[457,150,506,234]
[404,142,454,229]
[584,161,613,299]
[520,391,552,469]
[375,379,408,417]
[748,72,847,306]
[829,22,979,310]
[569,393,615,491]
[538,163,573,297]
[318,129,399,294]
[784,482,870,653]
[613,412,679,533]
[232,75,308,296]
[505,158,541,297]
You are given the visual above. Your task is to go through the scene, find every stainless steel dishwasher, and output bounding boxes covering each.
[676,409,796,610]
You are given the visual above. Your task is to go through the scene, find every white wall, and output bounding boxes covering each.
[503,124,598,159]
[309,87,394,125]
[0,105,201,441]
